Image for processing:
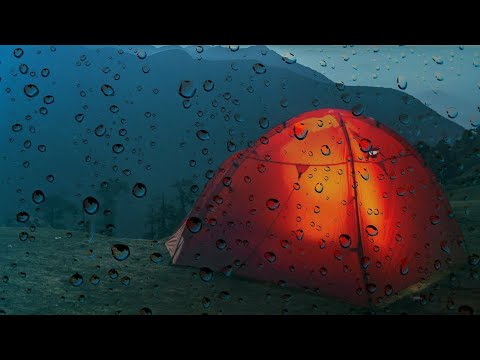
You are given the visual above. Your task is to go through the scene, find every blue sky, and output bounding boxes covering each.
[154,45,479,129]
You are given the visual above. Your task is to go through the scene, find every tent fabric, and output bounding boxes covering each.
[166,109,465,306]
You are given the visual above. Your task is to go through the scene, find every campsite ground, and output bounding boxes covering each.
[0,185,479,315]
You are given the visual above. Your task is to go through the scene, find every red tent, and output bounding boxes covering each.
[166,109,465,306]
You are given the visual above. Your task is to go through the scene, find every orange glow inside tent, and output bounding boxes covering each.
[166,109,465,306]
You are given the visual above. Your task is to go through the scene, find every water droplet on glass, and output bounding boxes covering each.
[111,244,130,261]
[41,68,50,77]
[397,75,407,90]
[253,63,266,74]
[12,123,22,132]
[366,225,378,236]
[293,123,308,140]
[100,84,115,96]
[43,95,54,105]
[446,107,458,119]
[112,144,124,154]
[282,52,296,64]
[264,252,276,263]
[75,113,84,123]
[69,273,83,287]
[131,183,147,198]
[321,145,331,156]
[227,140,236,152]
[359,138,372,152]
[199,267,213,282]
[186,217,202,233]
[16,211,29,223]
[440,241,450,254]
[384,284,393,296]
[339,234,352,248]
[196,130,210,141]
[24,84,39,98]
[203,80,214,92]
[430,215,440,225]
[178,80,196,98]
[366,283,377,293]
[361,256,370,269]
[315,183,324,194]
[215,239,227,250]
[468,254,479,266]
[83,196,99,215]
[259,117,269,129]
[266,198,280,211]
[94,124,106,137]
[400,262,409,275]
[19,231,29,241]
[137,50,147,60]
[13,48,24,58]
[32,190,45,204]
[352,104,365,116]
[150,253,163,264]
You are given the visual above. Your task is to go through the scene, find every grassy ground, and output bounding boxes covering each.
[0,186,479,315]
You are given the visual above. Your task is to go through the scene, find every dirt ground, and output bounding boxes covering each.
[0,185,478,315]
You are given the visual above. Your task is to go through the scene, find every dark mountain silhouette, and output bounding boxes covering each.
[0,45,465,238]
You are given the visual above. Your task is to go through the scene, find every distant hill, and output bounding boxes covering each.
[0,44,466,238]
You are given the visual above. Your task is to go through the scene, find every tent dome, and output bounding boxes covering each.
[166,109,465,306]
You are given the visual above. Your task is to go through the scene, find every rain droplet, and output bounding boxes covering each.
[252,63,266,74]
[186,217,202,233]
[12,124,22,132]
[16,211,29,223]
[131,183,147,199]
[266,198,280,211]
[227,140,236,152]
[366,225,378,236]
[112,144,124,154]
[94,124,106,137]
[69,273,83,287]
[446,107,458,119]
[282,52,296,64]
[293,123,308,140]
[83,196,99,215]
[320,267,328,276]
[361,256,370,269]
[41,68,50,77]
[89,275,100,285]
[359,138,372,152]
[321,145,331,156]
[440,241,450,254]
[43,95,54,105]
[397,75,407,90]
[111,244,130,261]
[339,234,352,248]
[199,267,213,282]
[215,239,227,250]
[137,50,147,60]
[75,113,84,123]
[196,130,210,141]
[259,117,269,129]
[315,183,324,193]
[366,283,377,293]
[32,190,45,204]
[139,307,152,315]
[229,45,240,52]
[432,56,444,65]
[430,215,440,225]
[19,232,29,241]
[468,254,479,266]
[13,48,24,58]
[100,84,115,96]
[108,269,119,279]
[400,262,409,275]
[24,84,39,98]
[352,103,365,116]
[203,80,214,92]
[178,80,197,98]
[149,253,163,264]
[264,252,276,263]
[384,284,393,296]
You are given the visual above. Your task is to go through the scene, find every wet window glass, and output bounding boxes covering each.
[0,45,477,315]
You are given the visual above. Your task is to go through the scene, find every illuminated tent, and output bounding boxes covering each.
[166,109,465,306]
